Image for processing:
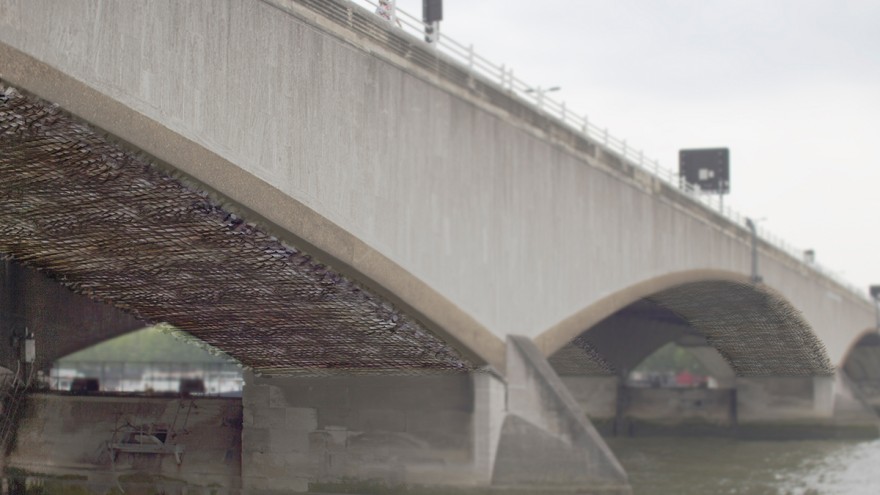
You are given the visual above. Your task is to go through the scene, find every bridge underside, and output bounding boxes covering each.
[0,84,475,375]
[552,281,834,377]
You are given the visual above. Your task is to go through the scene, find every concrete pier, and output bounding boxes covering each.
[3,338,631,494]
[240,337,630,493]
[564,374,878,439]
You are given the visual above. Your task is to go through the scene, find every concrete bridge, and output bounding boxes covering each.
[1,0,878,493]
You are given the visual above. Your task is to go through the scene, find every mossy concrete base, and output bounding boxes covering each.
[309,478,631,495]
[3,469,232,495]
[591,417,880,440]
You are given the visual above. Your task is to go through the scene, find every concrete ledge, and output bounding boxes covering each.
[592,418,880,440]
[735,421,880,441]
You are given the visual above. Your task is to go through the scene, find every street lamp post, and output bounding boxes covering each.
[524,86,560,109]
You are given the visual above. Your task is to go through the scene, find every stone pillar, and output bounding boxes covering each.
[240,371,314,493]
[239,341,633,494]
[813,375,835,416]
[240,371,484,493]
[732,375,880,439]
[737,376,836,422]
[471,370,506,484]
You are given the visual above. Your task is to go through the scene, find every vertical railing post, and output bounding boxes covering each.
[746,218,762,284]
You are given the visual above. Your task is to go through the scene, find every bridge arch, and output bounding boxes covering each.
[841,329,880,385]
[540,269,834,377]
[0,74,502,375]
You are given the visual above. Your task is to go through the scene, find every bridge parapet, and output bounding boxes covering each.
[339,0,865,300]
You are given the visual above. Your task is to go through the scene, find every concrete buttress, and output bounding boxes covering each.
[494,336,630,492]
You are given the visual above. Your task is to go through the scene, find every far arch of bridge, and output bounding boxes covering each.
[536,269,835,377]
[536,269,748,358]
[840,328,880,378]
[841,328,880,364]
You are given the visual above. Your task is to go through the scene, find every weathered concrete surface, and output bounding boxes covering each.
[238,337,629,493]
[562,373,876,439]
[622,388,734,426]
[0,259,143,371]
[737,377,831,422]
[6,394,242,493]
[241,372,480,492]
[731,374,879,439]
[0,0,873,373]
[561,376,737,436]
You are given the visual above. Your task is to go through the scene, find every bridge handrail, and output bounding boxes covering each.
[352,0,867,301]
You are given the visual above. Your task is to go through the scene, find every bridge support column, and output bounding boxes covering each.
[239,337,631,493]
[472,371,506,484]
[735,375,878,438]
[736,376,835,422]
[240,370,502,493]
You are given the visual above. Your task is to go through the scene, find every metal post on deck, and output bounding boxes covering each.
[870,285,880,330]
[745,218,762,284]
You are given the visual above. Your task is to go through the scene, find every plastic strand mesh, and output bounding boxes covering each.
[647,281,834,376]
[548,336,616,376]
[0,85,476,376]
[550,281,834,378]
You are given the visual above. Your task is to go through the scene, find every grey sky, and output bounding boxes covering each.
[360,0,880,294]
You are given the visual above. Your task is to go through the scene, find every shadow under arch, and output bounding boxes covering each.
[841,329,880,390]
[0,53,503,375]
[540,270,834,377]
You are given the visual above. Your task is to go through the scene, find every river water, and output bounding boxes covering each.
[606,437,880,495]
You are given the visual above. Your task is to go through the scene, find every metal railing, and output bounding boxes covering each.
[351,0,866,300]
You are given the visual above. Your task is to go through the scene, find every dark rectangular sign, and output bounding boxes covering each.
[423,0,443,23]
[679,148,730,194]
